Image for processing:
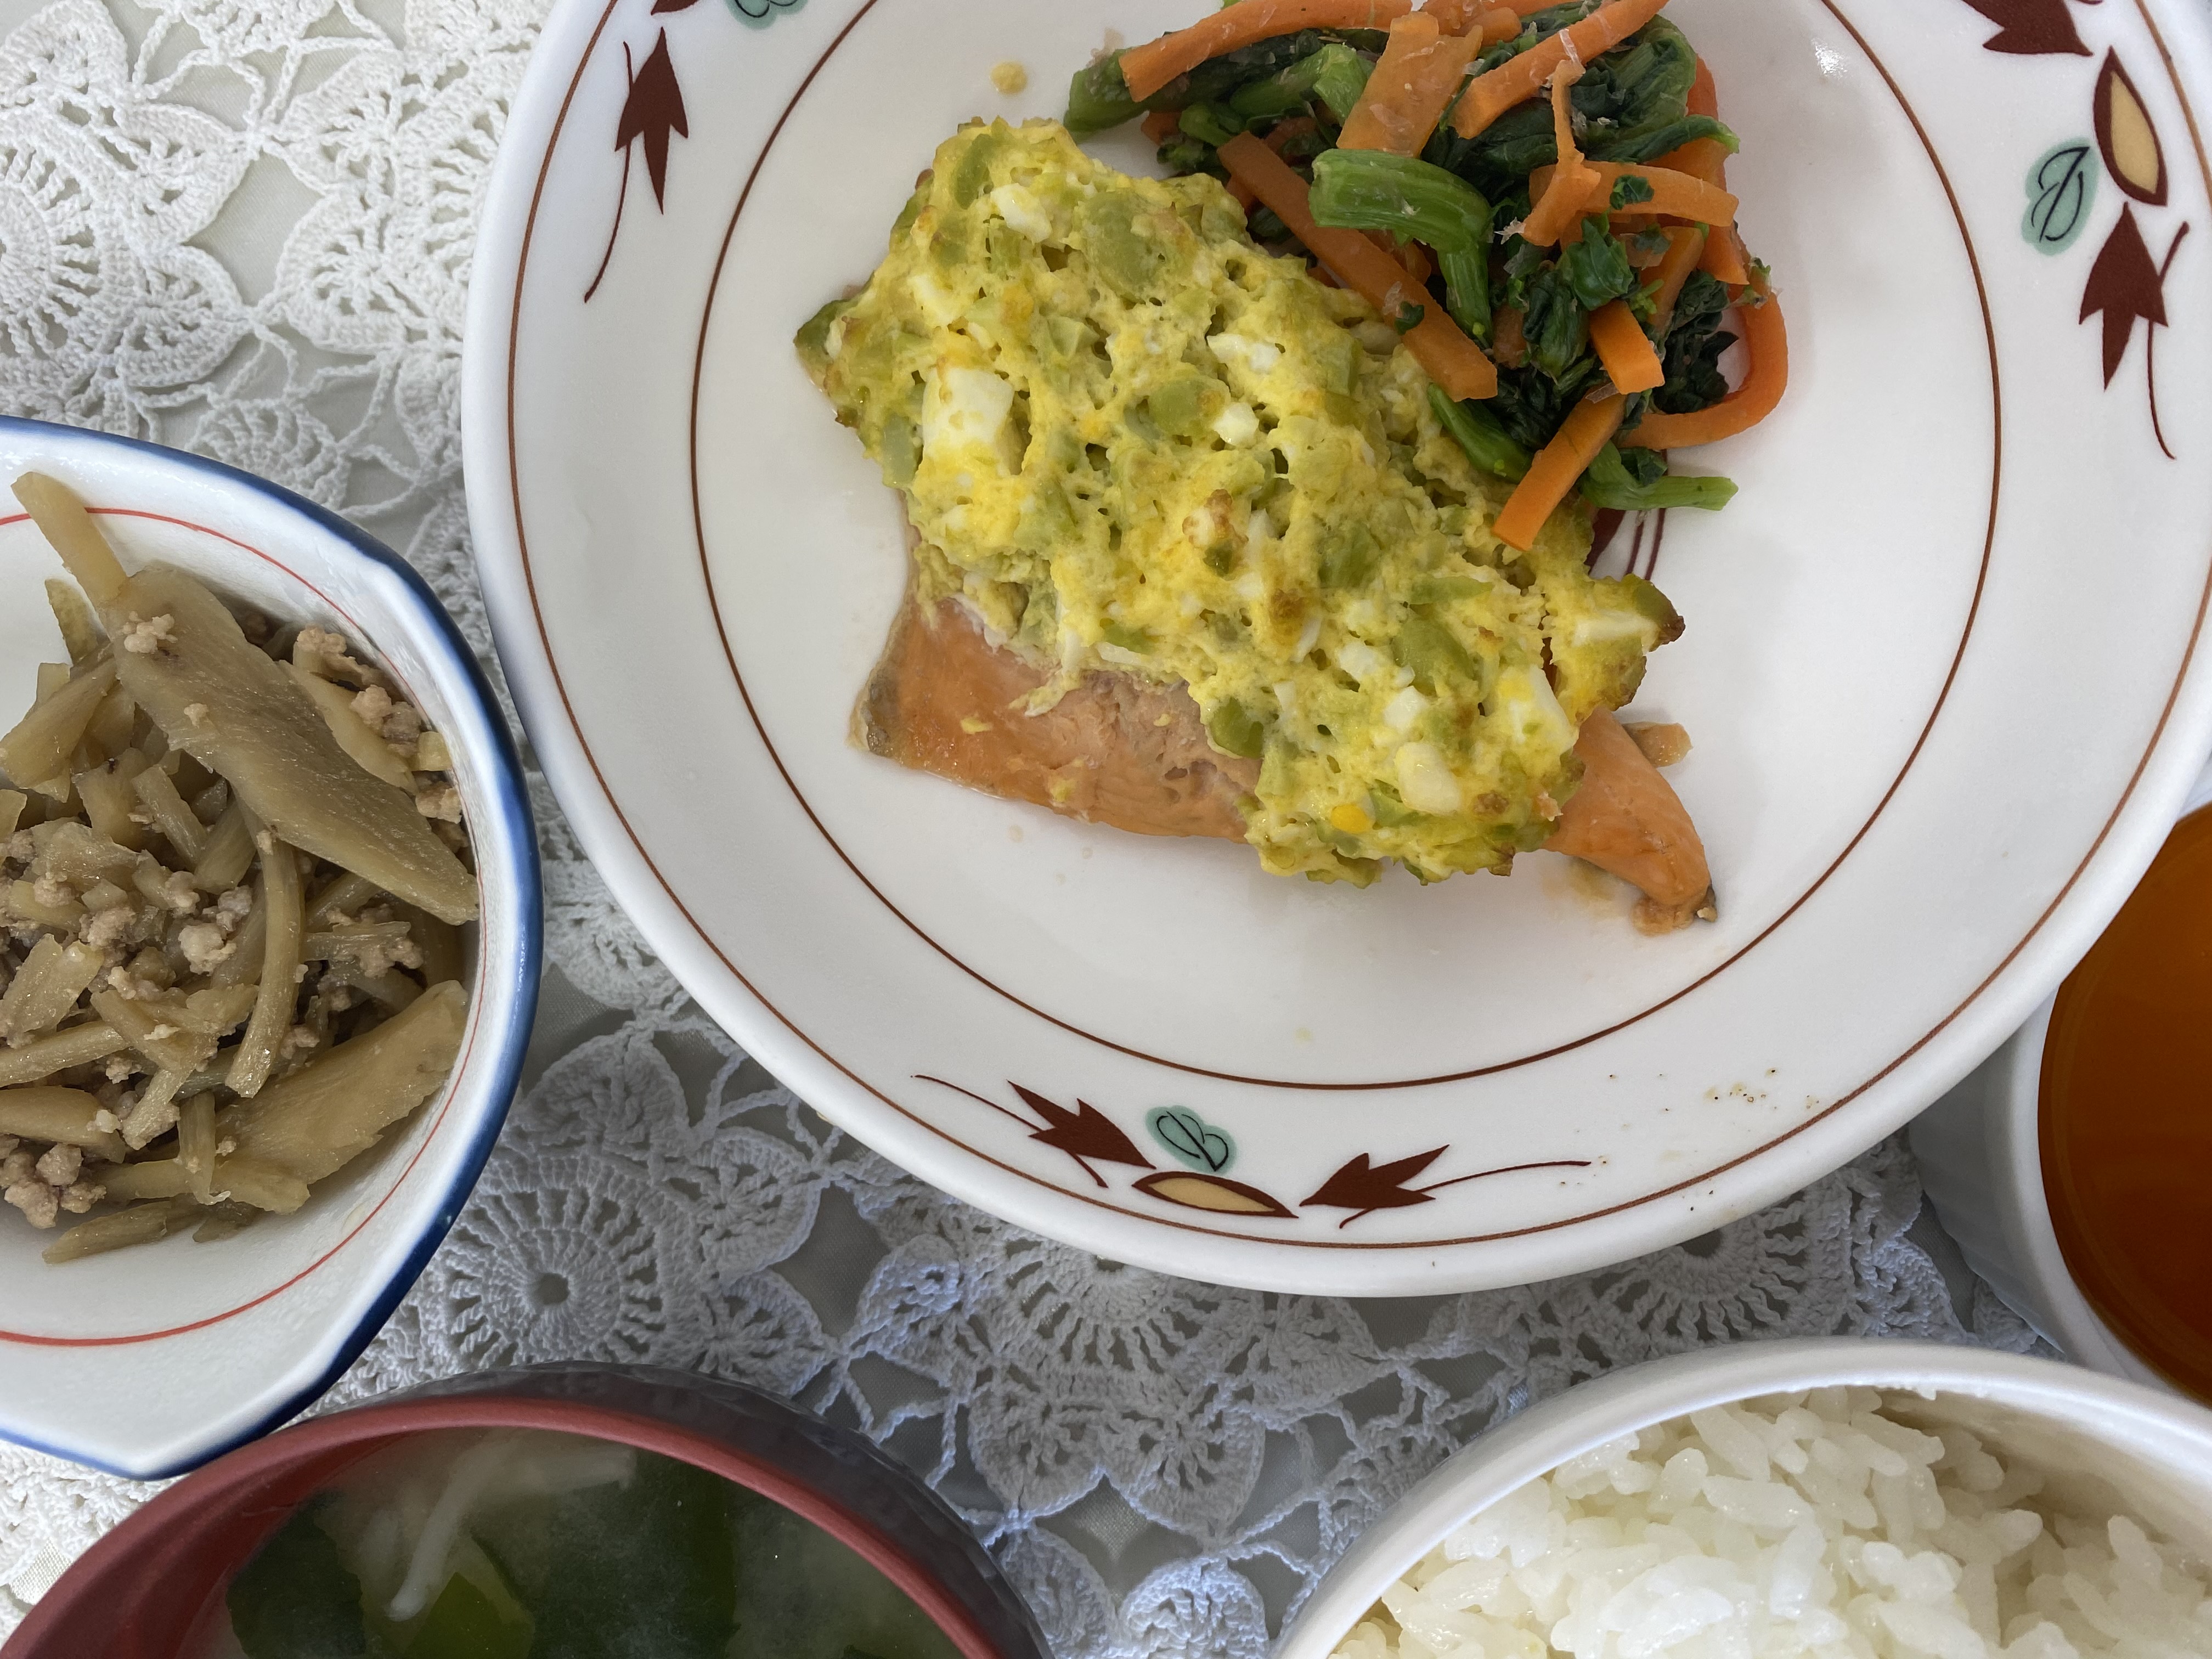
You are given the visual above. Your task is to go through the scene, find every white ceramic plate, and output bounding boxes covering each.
[464,0,2212,1293]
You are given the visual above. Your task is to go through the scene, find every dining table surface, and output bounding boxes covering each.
[0,0,2101,1650]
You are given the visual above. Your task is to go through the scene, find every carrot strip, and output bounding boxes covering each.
[1697,223,1750,285]
[1655,56,1729,184]
[1589,301,1664,393]
[1375,233,1435,284]
[1647,224,1706,331]
[1451,0,1671,138]
[1592,162,1737,226]
[1651,132,1732,190]
[1550,56,1579,156]
[1479,6,1522,41]
[1339,13,1485,154]
[1687,54,1719,120]
[1620,289,1787,448]
[1652,58,1750,283]
[1141,108,1182,144]
[1229,112,1321,212]
[1217,132,1498,399]
[1520,167,1596,245]
[1518,64,1600,245]
[1122,0,1414,101]
[1531,160,1734,227]
[1494,394,1624,550]
[1434,0,1554,19]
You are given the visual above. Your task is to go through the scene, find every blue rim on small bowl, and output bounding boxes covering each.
[0,417,541,1477]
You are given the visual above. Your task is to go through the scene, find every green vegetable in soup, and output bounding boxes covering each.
[408,1567,532,1659]
[227,1503,369,1659]
[473,1452,736,1659]
[725,1486,962,1659]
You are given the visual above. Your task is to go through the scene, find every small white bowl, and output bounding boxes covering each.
[0,417,540,1477]
[1910,754,2212,1395]
[1277,1338,2212,1659]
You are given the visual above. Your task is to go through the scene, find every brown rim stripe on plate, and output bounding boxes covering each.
[505,0,2212,1247]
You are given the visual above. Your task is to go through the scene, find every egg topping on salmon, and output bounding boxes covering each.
[799,119,1680,885]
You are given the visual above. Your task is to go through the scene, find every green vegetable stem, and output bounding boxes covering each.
[1427,386,1531,481]
[1308,150,1494,341]
[1578,443,1737,510]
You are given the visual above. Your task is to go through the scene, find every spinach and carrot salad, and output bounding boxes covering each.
[1065,0,1788,543]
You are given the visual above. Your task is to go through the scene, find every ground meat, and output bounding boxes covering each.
[350,684,395,732]
[58,1181,103,1214]
[121,613,177,656]
[34,1143,81,1187]
[294,627,382,689]
[414,783,462,823]
[177,921,235,975]
[78,904,136,952]
[215,885,253,926]
[3,1181,57,1228]
[382,701,424,748]
[104,966,162,1001]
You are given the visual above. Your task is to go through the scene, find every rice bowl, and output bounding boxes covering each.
[1277,1341,2212,1659]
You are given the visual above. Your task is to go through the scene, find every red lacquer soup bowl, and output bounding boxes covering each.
[2,1363,1049,1659]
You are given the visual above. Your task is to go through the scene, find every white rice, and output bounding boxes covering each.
[1330,1388,2212,1659]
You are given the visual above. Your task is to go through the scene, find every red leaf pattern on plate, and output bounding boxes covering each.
[1960,0,2090,57]
[1008,1083,1155,1185]
[1301,1149,1449,1214]
[618,29,689,210]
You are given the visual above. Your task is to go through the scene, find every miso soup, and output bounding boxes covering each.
[206,1427,967,1659]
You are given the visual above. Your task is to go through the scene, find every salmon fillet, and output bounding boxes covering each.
[855,592,1711,916]
[854,594,1257,839]
[1547,707,1712,921]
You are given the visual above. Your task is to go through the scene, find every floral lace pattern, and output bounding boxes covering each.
[0,0,2043,1649]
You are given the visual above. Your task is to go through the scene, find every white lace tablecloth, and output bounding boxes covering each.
[0,0,2045,1649]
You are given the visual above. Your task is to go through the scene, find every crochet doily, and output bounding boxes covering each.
[0,0,2044,1649]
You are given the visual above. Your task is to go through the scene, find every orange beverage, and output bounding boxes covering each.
[2039,804,2212,1403]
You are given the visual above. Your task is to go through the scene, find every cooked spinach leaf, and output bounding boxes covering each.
[1654,269,1735,413]
[1556,218,1640,310]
